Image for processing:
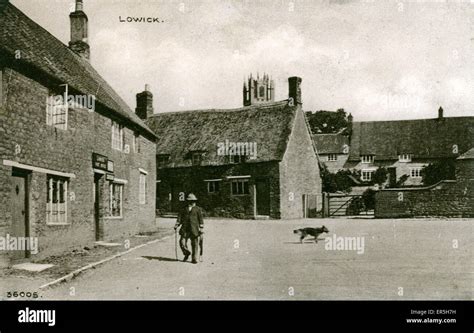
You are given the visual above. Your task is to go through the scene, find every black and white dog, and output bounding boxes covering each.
[293,226,329,243]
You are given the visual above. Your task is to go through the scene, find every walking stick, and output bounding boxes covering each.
[174,228,178,261]
[199,232,203,262]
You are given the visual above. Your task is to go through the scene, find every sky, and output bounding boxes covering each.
[10,0,474,121]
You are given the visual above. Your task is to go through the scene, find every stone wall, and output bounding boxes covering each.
[280,107,322,219]
[375,160,473,218]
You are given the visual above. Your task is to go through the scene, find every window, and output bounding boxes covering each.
[410,167,422,178]
[157,154,170,168]
[361,170,373,182]
[109,182,123,217]
[361,155,374,164]
[133,133,141,153]
[192,153,202,166]
[139,172,147,204]
[327,154,337,162]
[231,180,249,195]
[46,89,68,130]
[46,176,68,224]
[207,181,220,193]
[111,121,124,151]
[230,155,247,164]
[398,154,412,162]
[259,86,265,98]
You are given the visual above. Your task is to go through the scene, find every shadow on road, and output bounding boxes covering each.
[141,256,179,262]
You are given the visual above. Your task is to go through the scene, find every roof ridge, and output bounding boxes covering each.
[355,116,474,124]
[149,100,290,117]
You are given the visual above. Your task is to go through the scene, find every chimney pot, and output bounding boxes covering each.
[438,106,444,119]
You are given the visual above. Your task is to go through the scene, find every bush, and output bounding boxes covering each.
[422,159,456,186]
[361,188,376,211]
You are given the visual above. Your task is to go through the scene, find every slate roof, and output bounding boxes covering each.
[0,2,155,138]
[348,117,474,161]
[146,101,298,167]
[312,133,349,154]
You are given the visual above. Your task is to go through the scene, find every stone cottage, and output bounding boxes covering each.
[0,1,157,267]
[147,77,322,219]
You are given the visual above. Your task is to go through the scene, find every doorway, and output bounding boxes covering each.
[255,179,270,216]
[94,173,103,241]
[10,169,30,260]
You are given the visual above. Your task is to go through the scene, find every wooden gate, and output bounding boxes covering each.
[323,193,373,217]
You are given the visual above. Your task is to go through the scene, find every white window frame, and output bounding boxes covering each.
[139,172,147,204]
[192,153,202,166]
[361,170,374,182]
[108,182,124,218]
[231,179,250,196]
[207,180,221,193]
[410,167,422,178]
[111,120,124,151]
[46,85,68,130]
[361,155,374,164]
[46,176,69,225]
[327,154,337,162]
[398,154,412,162]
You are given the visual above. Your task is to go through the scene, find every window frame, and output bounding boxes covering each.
[327,154,338,162]
[139,172,147,204]
[207,181,221,194]
[231,179,250,196]
[361,155,374,164]
[108,182,124,218]
[410,167,422,178]
[111,120,124,151]
[361,170,374,182]
[46,176,69,225]
[192,152,203,166]
[46,85,68,130]
[398,154,412,163]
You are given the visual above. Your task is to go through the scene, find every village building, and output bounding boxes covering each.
[147,76,322,219]
[0,1,157,267]
[312,132,349,173]
[314,108,473,187]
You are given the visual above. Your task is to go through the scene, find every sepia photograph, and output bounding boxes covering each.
[0,0,472,328]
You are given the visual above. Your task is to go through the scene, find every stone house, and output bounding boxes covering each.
[346,108,473,186]
[312,132,349,173]
[0,1,157,267]
[146,77,322,219]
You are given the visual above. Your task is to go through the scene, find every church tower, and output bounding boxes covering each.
[243,73,275,106]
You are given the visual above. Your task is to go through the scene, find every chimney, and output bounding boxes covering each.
[288,76,302,105]
[136,84,154,120]
[438,106,444,119]
[69,0,90,60]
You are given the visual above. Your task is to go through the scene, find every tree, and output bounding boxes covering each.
[421,159,456,186]
[306,109,350,134]
[372,167,388,186]
[320,164,354,193]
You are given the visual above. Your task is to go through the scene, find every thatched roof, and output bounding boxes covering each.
[349,117,474,161]
[312,133,349,154]
[147,101,298,167]
[0,3,155,138]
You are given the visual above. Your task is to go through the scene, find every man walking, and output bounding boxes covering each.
[174,193,204,264]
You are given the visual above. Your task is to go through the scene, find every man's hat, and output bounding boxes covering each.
[186,193,198,201]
